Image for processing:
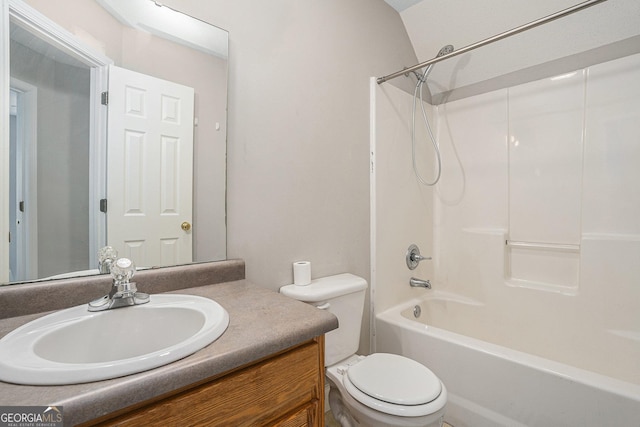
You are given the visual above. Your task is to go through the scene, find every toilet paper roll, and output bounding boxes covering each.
[293,261,311,286]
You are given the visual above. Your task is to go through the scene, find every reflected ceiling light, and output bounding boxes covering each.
[95,0,228,59]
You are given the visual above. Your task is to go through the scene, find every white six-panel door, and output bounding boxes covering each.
[107,65,194,268]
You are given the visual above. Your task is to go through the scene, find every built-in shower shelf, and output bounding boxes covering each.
[505,240,580,253]
[505,240,581,294]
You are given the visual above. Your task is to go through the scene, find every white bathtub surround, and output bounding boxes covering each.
[370,77,435,317]
[371,52,640,425]
[431,52,640,383]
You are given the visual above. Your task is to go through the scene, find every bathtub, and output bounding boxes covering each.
[375,292,640,427]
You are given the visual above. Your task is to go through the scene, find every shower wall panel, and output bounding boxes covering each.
[583,53,640,236]
[506,70,585,292]
[508,71,585,246]
[433,51,640,339]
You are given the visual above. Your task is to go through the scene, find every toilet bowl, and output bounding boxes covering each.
[280,273,448,427]
[326,354,447,427]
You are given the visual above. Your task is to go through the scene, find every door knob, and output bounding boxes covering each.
[181,221,192,231]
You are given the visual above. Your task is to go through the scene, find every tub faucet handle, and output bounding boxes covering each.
[413,253,430,262]
[406,244,431,270]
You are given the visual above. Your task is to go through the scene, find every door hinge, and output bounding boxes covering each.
[99,198,108,213]
[101,91,109,106]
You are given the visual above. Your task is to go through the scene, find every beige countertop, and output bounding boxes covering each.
[0,277,338,426]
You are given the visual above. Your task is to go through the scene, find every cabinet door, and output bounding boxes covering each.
[91,338,324,427]
[272,401,319,427]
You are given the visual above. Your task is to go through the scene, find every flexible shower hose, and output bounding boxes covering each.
[411,70,442,186]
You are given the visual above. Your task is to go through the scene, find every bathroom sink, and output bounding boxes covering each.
[0,294,229,385]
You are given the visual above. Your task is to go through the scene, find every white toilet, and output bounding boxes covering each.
[280,273,447,427]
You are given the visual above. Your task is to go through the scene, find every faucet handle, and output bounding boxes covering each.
[110,258,145,301]
[111,258,136,284]
[406,244,431,270]
[98,246,118,274]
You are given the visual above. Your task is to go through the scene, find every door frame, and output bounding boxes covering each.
[9,78,37,281]
[1,0,113,281]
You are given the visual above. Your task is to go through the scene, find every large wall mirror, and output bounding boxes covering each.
[1,0,228,284]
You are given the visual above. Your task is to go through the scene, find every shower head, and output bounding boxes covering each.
[436,44,454,58]
[437,44,455,56]
[421,44,454,80]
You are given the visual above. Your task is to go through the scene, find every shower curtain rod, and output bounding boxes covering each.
[377,0,608,84]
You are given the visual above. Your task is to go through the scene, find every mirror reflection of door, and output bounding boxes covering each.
[107,65,194,268]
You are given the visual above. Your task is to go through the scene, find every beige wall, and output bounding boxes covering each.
[162,0,417,353]
[164,0,416,284]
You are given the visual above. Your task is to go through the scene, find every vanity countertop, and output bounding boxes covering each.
[0,278,338,426]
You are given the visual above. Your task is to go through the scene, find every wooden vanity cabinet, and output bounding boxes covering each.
[86,337,325,427]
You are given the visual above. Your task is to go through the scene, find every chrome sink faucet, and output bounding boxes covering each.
[88,258,150,311]
[410,277,432,289]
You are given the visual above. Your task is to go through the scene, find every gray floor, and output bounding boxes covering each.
[325,411,453,426]
[325,411,339,427]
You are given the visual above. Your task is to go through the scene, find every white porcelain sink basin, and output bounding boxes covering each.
[0,294,229,385]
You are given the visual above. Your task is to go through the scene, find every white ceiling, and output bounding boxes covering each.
[383,0,640,103]
[383,0,423,12]
[95,0,228,58]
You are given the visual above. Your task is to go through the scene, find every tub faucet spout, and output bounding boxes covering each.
[410,277,431,289]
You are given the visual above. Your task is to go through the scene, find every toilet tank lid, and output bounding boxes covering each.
[279,273,367,302]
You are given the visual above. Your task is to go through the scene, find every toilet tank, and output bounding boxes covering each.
[280,273,368,366]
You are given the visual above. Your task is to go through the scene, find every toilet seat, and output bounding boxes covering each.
[340,353,445,417]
